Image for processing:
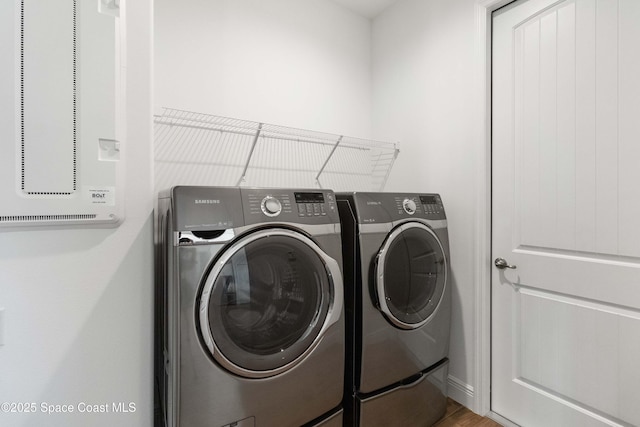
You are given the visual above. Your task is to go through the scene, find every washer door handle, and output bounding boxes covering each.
[494,257,516,270]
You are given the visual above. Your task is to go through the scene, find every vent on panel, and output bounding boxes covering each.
[0,214,97,223]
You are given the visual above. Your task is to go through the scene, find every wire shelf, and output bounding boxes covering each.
[154,107,399,192]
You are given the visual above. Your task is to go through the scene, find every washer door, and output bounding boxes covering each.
[198,228,343,378]
[375,222,447,330]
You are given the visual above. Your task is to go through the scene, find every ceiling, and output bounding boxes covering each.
[329,0,403,19]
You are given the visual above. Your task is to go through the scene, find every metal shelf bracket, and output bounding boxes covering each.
[315,135,343,188]
[236,123,263,186]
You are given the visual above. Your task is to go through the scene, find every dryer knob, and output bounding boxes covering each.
[403,199,417,215]
[261,196,282,217]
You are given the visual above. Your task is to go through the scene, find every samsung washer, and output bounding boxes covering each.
[155,186,344,427]
[337,192,451,427]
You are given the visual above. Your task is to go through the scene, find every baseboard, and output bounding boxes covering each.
[447,375,475,410]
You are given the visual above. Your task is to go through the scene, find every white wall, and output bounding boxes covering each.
[372,0,479,408]
[0,1,154,426]
[155,0,372,138]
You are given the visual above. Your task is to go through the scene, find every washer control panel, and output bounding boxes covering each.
[295,191,337,218]
[242,188,339,224]
[419,194,444,217]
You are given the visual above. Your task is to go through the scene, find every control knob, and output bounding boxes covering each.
[261,196,282,217]
[402,199,417,215]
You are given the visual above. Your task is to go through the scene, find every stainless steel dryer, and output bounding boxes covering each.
[337,192,451,427]
[155,186,344,427]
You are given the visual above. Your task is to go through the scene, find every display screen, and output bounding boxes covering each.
[420,195,438,205]
[294,192,325,203]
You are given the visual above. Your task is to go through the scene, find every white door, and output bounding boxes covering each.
[492,0,640,426]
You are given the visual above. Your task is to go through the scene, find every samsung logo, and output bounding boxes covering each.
[366,201,381,206]
[195,199,220,205]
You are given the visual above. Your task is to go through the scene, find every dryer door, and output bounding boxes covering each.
[198,228,343,378]
[375,222,447,330]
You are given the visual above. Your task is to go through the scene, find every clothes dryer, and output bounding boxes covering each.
[155,186,344,427]
[337,192,451,427]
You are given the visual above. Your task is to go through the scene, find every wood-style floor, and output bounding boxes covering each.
[434,399,503,427]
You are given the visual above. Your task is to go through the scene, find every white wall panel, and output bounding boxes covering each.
[0,0,124,227]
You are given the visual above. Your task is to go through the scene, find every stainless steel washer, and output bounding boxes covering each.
[155,186,345,427]
[337,192,451,427]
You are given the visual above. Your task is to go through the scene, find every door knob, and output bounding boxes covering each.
[494,257,516,269]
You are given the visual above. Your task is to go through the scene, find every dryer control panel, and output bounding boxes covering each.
[347,192,446,224]
[242,188,339,225]
[394,194,445,220]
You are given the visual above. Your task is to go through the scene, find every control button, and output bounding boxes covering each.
[265,199,281,213]
[403,199,417,215]
[261,196,282,217]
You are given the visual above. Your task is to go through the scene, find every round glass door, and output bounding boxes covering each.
[198,229,341,378]
[376,222,447,330]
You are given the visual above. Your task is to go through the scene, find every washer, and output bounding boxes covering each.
[155,186,344,427]
[337,192,451,427]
